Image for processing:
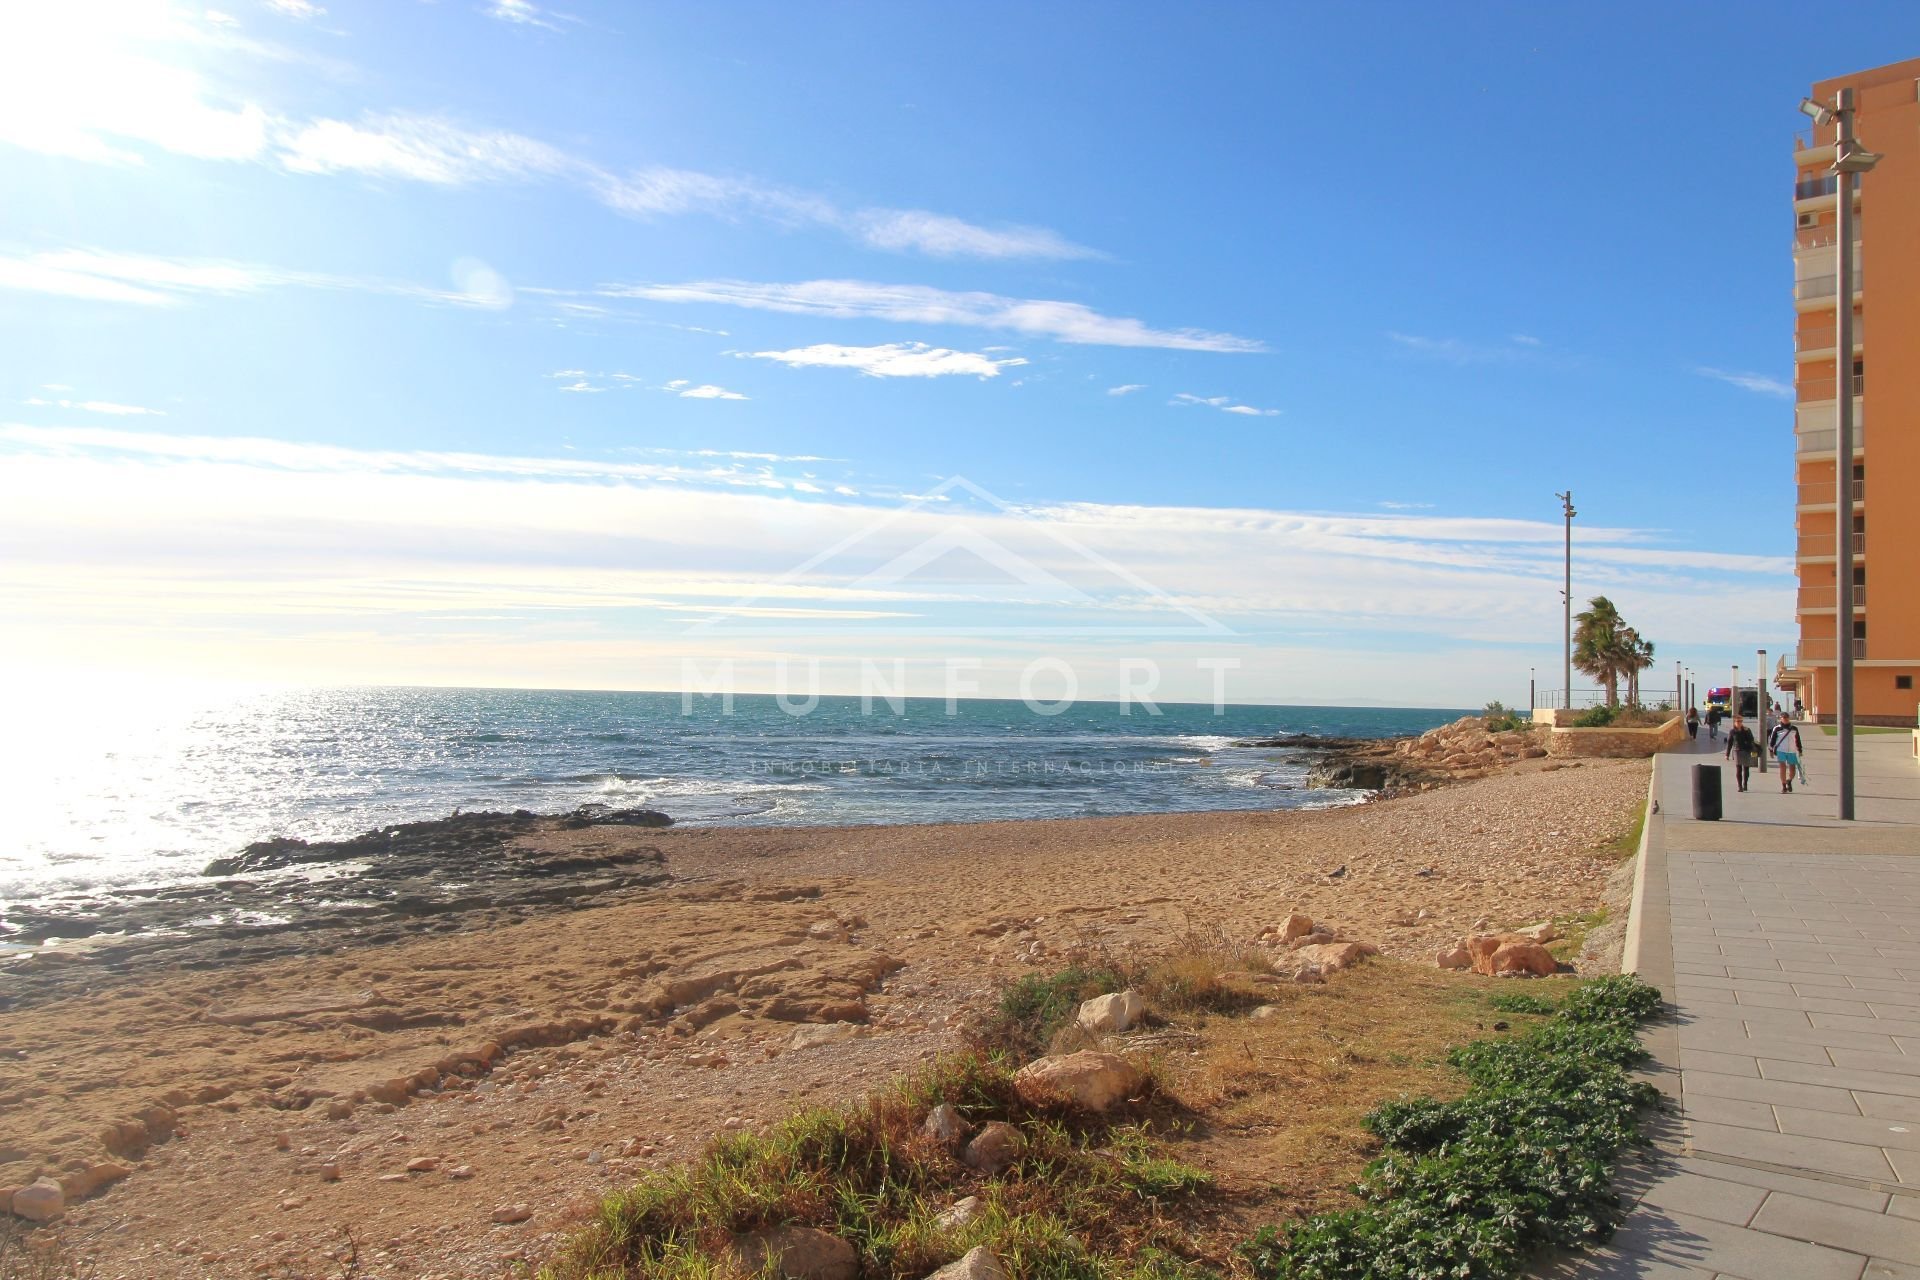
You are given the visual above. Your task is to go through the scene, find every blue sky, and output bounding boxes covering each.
[0,1,1910,706]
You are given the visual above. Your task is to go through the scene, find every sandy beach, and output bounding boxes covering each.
[0,753,1648,1279]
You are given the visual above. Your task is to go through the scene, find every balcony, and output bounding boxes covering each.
[1799,637,1869,662]
[1796,175,1839,200]
[1795,402,1865,451]
[1797,373,1866,401]
[1796,479,1865,506]
[1795,313,1862,356]
[1794,531,1867,560]
[1796,585,1865,611]
[1796,269,1865,303]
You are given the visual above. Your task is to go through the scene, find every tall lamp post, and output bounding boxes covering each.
[1800,89,1879,821]
[1758,648,1770,768]
[1557,490,1576,709]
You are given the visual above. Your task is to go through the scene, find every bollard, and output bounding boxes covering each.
[1693,763,1723,821]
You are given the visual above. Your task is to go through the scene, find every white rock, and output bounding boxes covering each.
[1248,1005,1283,1022]
[789,1023,861,1050]
[491,1203,532,1224]
[922,1103,966,1147]
[926,1246,1008,1280]
[1074,990,1143,1034]
[935,1195,983,1230]
[11,1179,64,1223]
[1517,922,1559,943]
[1012,1052,1144,1113]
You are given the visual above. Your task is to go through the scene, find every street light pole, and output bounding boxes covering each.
[1758,648,1770,769]
[1557,490,1576,710]
[1827,87,1876,821]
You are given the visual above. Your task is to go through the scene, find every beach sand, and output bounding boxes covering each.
[1,754,1648,1278]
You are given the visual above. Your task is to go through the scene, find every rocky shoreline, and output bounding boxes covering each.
[0,805,676,1007]
[1244,715,1551,794]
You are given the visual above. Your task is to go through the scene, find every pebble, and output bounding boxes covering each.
[491,1204,532,1224]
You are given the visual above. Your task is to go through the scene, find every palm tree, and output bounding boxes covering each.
[1573,596,1626,707]
[1621,627,1656,706]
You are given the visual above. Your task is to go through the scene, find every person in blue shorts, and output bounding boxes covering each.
[1769,712,1804,793]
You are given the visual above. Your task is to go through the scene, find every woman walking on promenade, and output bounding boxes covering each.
[1770,712,1804,791]
[1725,716,1758,792]
[1686,707,1700,739]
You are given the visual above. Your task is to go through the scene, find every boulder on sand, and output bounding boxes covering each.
[1075,990,1143,1034]
[1013,1051,1144,1113]
[11,1179,65,1223]
[962,1121,1023,1174]
[1466,933,1559,977]
[1290,941,1378,973]
[926,1247,1009,1280]
[1435,945,1471,971]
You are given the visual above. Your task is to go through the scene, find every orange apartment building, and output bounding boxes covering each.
[1781,57,1920,727]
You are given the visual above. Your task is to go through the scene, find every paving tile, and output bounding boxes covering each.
[1889,1197,1920,1222]
[1816,1011,1920,1039]
[1604,1205,1868,1280]
[1636,1170,1768,1227]
[1763,1059,1920,1100]
[1673,1156,1890,1211]
[1682,1049,1761,1078]
[1687,1120,1897,1180]
[1683,1095,1779,1131]
[1830,1048,1920,1077]
[1753,1192,1920,1265]
[1677,984,1740,1006]
[1889,1147,1920,1185]
[1735,990,1877,1016]
[1776,1104,1920,1151]
[1864,1259,1920,1280]
[1856,1091,1920,1123]
[1683,1070,1861,1115]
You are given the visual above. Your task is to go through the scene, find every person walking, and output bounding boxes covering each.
[1770,712,1806,789]
[1705,704,1722,740]
[1725,716,1758,792]
[1686,707,1700,740]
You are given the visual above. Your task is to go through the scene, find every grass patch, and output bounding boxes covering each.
[538,1052,1214,1280]
[1604,798,1648,861]
[1485,990,1557,1016]
[1236,974,1663,1280]
[1818,724,1909,735]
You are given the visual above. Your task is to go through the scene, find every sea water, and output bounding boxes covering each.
[0,686,1463,903]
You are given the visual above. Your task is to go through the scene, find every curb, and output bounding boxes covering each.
[1619,759,1661,976]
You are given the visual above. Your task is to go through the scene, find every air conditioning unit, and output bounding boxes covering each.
[1797,212,1819,229]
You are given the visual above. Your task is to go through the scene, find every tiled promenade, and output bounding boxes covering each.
[1547,726,1920,1279]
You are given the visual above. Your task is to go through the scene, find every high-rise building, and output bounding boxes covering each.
[1781,57,1919,727]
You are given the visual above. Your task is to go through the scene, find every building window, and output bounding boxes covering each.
[1897,675,1913,690]
[1854,619,1868,640]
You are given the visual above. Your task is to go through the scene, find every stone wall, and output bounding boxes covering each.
[1545,715,1686,759]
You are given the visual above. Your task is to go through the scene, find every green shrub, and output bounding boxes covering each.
[1571,705,1617,728]
[1487,991,1557,1016]
[980,963,1132,1056]
[1239,973,1664,1280]
[1482,701,1530,733]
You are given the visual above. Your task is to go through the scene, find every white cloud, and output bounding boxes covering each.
[556,381,602,393]
[23,398,169,416]
[851,210,1098,261]
[615,279,1263,353]
[0,247,514,311]
[1106,384,1147,396]
[1387,332,1540,365]
[1379,500,1435,510]
[485,0,560,30]
[748,342,1026,380]
[0,426,1793,701]
[1510,333,1542,346]
[677,384,749,400]
[1695,367,1792,399]
[1173,392,1279,417]
[265,0,325,18]
[276,113,573,184]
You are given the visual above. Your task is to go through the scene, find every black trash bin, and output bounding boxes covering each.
[1693,763,1723,821]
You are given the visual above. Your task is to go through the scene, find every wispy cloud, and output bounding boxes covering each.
[674,383,749,401]
[748,342,1026,380]
[23,397,167,416]
[614,279,1264,353]
[1106,384,1147,397]
[0,247,515,311]
[276,113,574,184]
[850,211,1098,262]
[1387,331,1544,365]
[1695,367,1792,399]
[265,0,325,18]
[1379,500,1435,510]
[485,0,560,29]
[1172,392,1279,417]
